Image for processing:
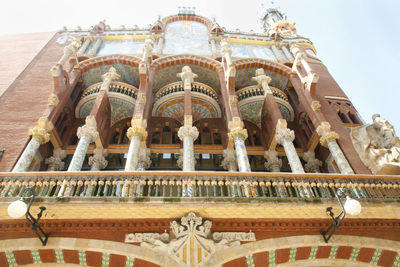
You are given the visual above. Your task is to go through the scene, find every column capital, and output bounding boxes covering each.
[88,148,108,170]
[77,115,99,143]
[101,67,120,82]
[63,39,81,56]
[264,150,282,172]
[138,147,152,170]
[177,66,198,89]
[29,117,54,144]
[126,125,147,141]
[275,119,295,144]
[303,151,322,173]
[228,117,248,141]
[316,121,339,147]
[221,148,237,171]
[45,148,66,171]
[252,68,272,94]
[178,125,199,141]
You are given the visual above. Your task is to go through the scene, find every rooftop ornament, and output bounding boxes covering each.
[321,188,362,243]
[7,187,49,246]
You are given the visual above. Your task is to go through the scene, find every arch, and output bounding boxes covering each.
[0,237,180,267]
[161,14,214,32]
[233,58,293,78]
[78,54,141,73]
[205,235,400,266]
[151,54,223,73]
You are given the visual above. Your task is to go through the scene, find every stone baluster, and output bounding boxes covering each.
[264,150,282,172]
[303,151,322,173]
[87,37,103,57]
[178,126,199,171]
[221,148,238,172]
[270,43,286,63]
[155,35,164,54]
[121,180,129,197]
[88,148,108,171]
[67,115,99,172]
[141,36,154,62]
[220,39,232,67]
[228,118,251,172]
[209,38,218,57]
[45,148,66,171]
[125,119,148,171]
[13,117,54,172]
[58,39,81,66]
[275,119,305,173]
[280,44,295,62]
[77,37,91,57]
[316,122,354,174]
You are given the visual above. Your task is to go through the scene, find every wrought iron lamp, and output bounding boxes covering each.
[321,187,362,243]
[7,187,49,246]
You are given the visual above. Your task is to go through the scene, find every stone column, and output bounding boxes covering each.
[155,35,164,54]
[228,118,251,172]
[87,37,103,57]
[125,119,148,171]
[137,146,151,171]
[270,43,286,63]
[221,148,238,172]
[141,36,154,62]
[209,38,218,57]
[220,39,232,67]
[100,67,120,92]
[303,151,322,173]
[45,148,66,171]
[57,39,81,66]
[67,115,99,171]
[88,148,108,171]
[264,150,282,172]
[316,122,354,174]
[275,119,305,173]
[281,44,295,62]
[178,126,199,171]
[12,117,54,172]
[77,37,91,57]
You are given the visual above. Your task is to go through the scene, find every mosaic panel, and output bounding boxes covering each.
[163,21,212,56]
[125,256,135,267]
[235,67,289,90]
[154,63,220,93]
[82,63,139,88]
[97,39,146,56]
[239,99,263,129]
[230,42,277,61]
[246,254,255,267]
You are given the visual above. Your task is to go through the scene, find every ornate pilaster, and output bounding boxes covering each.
[125,119,148,171]
[221,148,238,172]
[303,151,322,173]
[264,150,282,172]
[100,67,120,91]
[12,117,54,172]
[88,148,108,171]
[228,118,251,172]
[87,37,103,57]
[316,121,354,174]
[178,126,199,171]
[275,119,305,173]
[67,115,99,172]
[220,39,232,67]
[252,68,272,95]
[45,148,66,171]
[77,37,91,57]
[141,36,154,62]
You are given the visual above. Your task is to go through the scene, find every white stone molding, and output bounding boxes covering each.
[252,68,272,95]
[220,39,232,67]
[177,66,198,90]
[100,67,120,91]
[142,36,155,62]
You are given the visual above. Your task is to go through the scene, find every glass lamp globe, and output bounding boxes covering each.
[344,196,362,216]
[8,200,27,218]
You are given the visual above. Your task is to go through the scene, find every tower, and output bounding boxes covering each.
[0,5,399,267]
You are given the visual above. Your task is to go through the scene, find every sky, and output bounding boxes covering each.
[1,0,399,132]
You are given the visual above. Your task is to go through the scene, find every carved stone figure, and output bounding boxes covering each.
[351,114,400,174]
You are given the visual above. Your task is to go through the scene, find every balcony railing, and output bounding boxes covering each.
[1,172,399,201]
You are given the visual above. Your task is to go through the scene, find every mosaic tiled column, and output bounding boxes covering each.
[317,121,354,174]
[125,120,148,171]
[228,119,251,172]
[264,150,282,172]
[67,116,99,171]
[45,148,66,171]
[275,119,305,173]
[87,37,103,57]
[88,148,108,171]
[12,117,53,172]
[221,148,238,172]
[303,151,322,173]
[76,37,91,57]
[178,126,199,171]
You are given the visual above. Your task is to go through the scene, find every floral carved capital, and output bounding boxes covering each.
[178,125,199,141]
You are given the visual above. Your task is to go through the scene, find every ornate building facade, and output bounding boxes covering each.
[0,6,400,267]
